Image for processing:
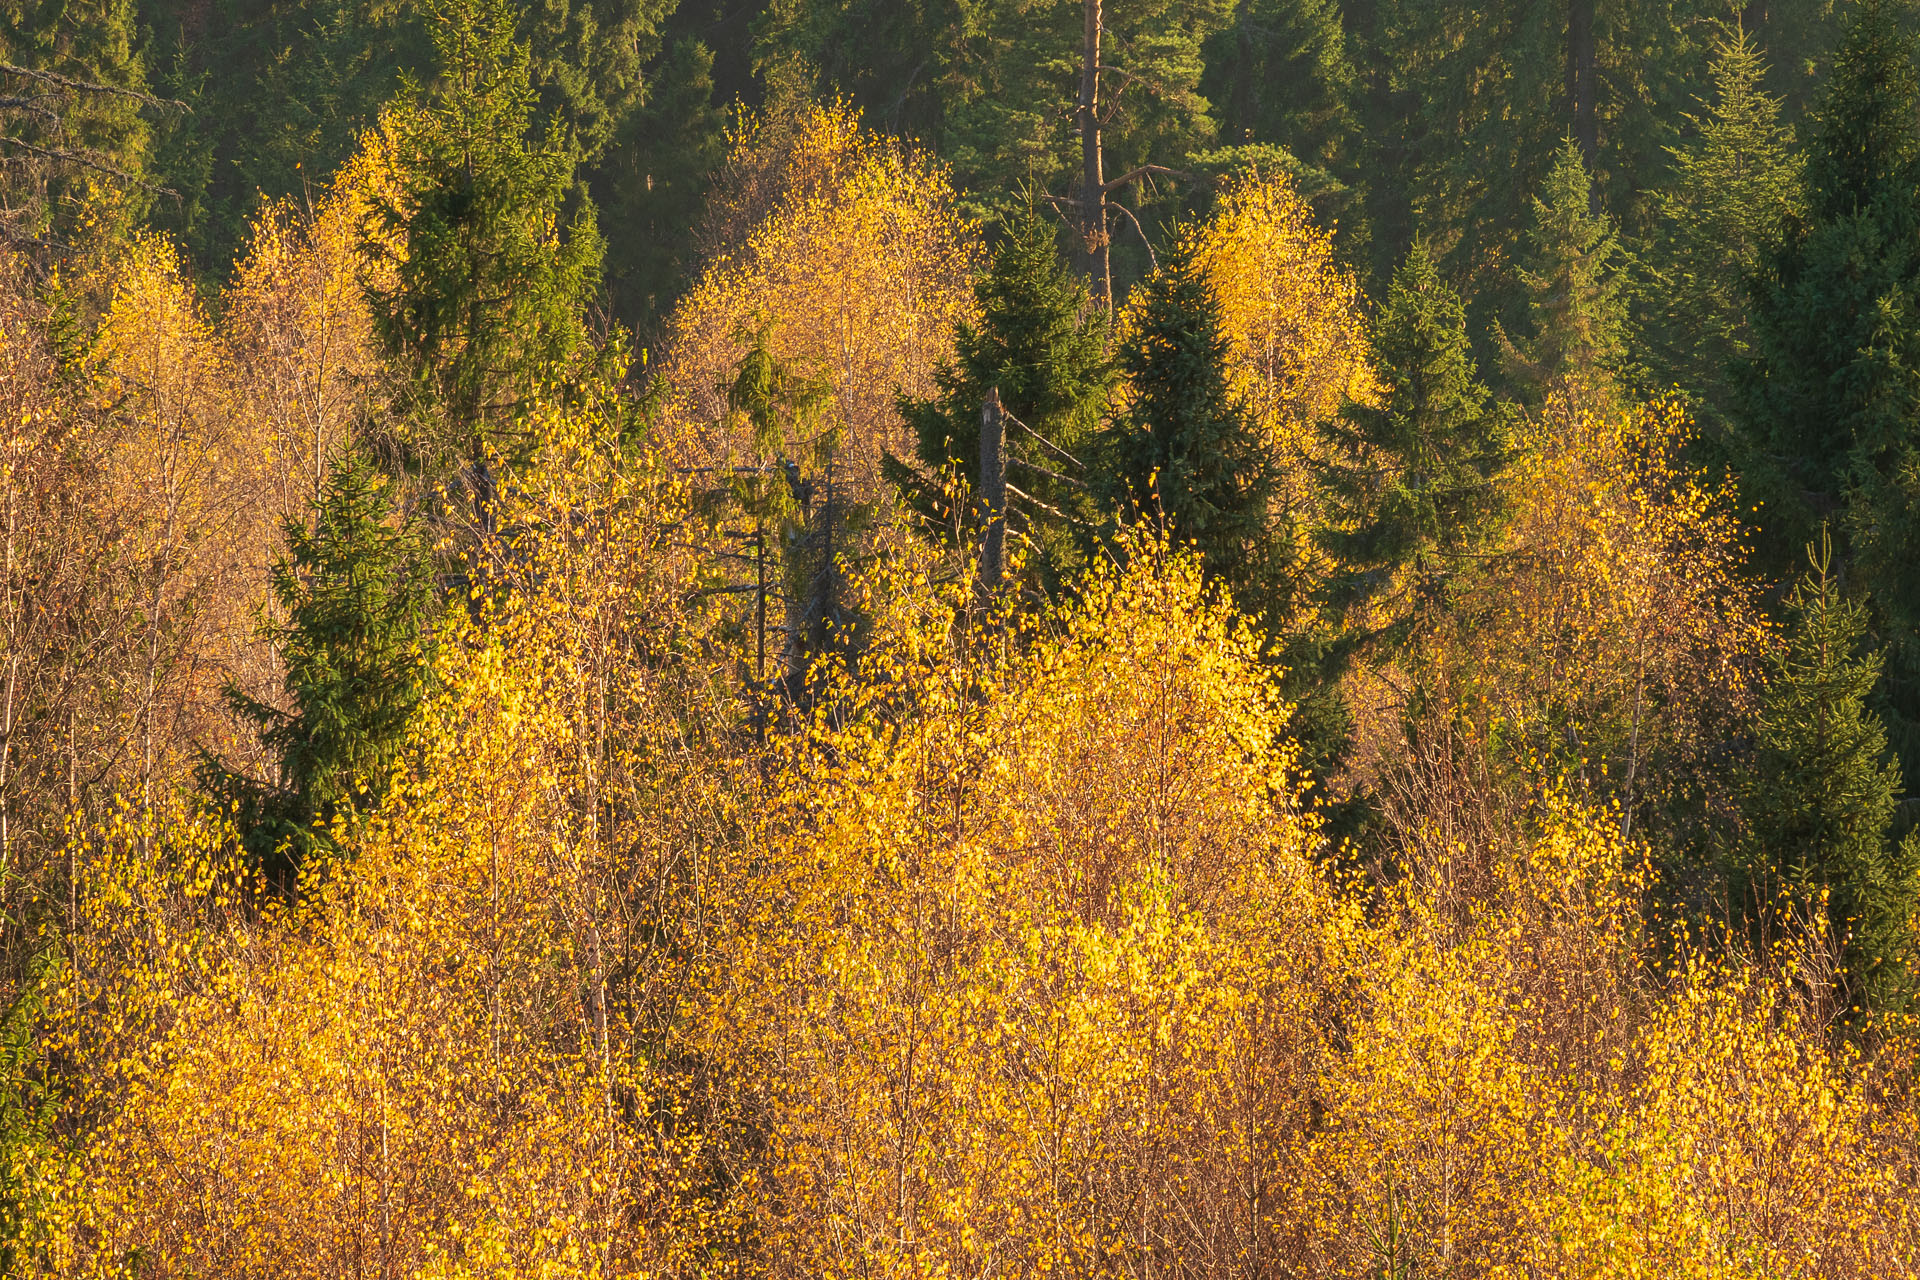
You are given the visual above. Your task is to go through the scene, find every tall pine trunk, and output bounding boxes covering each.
[1568,0,1598,186]
[1079,0,1111,310]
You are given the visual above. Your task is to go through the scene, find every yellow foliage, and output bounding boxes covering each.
[0,129,397,842]
[15,241,1920,1277]
[1304,798,1912,1279]
[682,536,1358,1276]
[1128,172,1377,631]
[1181,173,1378,444]
[85,232,278,799]
[1353,394,1769,853]
[661,103,980,493]
[1545,964,1888,1278]
[22,489,1920,1275]
[31,400,729,1278]
[223,137,394,518]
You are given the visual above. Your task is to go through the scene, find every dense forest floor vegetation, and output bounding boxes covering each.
[9,0,1920,1273]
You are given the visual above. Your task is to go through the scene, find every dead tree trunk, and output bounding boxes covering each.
[1078,0,1111,310]
[1568,0,1598,190]
[978,387,1007,597]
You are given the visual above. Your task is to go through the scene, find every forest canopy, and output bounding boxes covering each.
[6,0,1920,1275]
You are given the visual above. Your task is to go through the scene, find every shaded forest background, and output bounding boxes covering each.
[20,0,1860,341]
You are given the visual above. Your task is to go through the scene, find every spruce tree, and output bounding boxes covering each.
[1350,0,1692,314]
[1200,0,1357,177]
[1318,242,1510,656]
[891,210,1110,576]
[1646,27,1800,427]
[201,454,436,879]
[1736,0,1920,767]
[1097,238,1279,614]
[1739,535,1920,1016]
[140,0,419,267]
[596,37,726,334]
[806,0,1234,202]
[366,0,603,474]
[1496,138,1630,404]
[1,0,155,243]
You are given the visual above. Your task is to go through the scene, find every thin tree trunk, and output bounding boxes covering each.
[1568,0,1598,184]
[978,388,1006,597]
[1079,0,1111,310]
[822,454,836,650]
[0,654,16,872]
[1,457,18,871]
[1229,0,1257,142]
[755,523,767,683]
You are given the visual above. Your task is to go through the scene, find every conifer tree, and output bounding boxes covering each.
[1739,535,1920,1016]
[777,0,1235,193]
[522,0,676,165]
[1496,138,1629,403]
[140,0,418,266]
[901,212,1109,489]
[1,0,158,244]
[891,210,1110,574]
[597,37,726,333]
[201,453,436,878]
[1351,0,1694,312]
[1097,251,1364,781]
[1645,28,1799,425]
[1736,0,1920,766]
[1098,239,1278,614]
[1200,0,1357,177]
[366,0,603,476]
[1319,242,1510,656]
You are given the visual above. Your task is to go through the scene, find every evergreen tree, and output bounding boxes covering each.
[366,0,604,474]
[522,0,676,164]
[1194,0,1366,261]
[201,454,436,879]
[1644,27,1800,429]
[1739,535,1920,1016]
[890,210,1111,576]
[1201,0,1357,174]
[1744,0,1857,120]
[1,0,154,242]
[1319,242,1510,656]
[1736,0,1920,767]
[1354,0,1698,315]
[1496,137,1630,403]
[138,0,675,272]
[595,37,726,335]
[745,0,954,145]
[1098,238,1278,612]
[757,0,1236,257]
[140,0,417,268]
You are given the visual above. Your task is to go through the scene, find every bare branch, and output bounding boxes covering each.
[1033,193,1081,232]
[1107,199,1159,272]
[0,135,164,189]
[1005,481,1075,520]
[1001,409,1084,469]
[1100,164,1192,194]
[1010,455,1088,491]
[1093,64,1174,104]
[0,63,188,113]
[0,97,61,124]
